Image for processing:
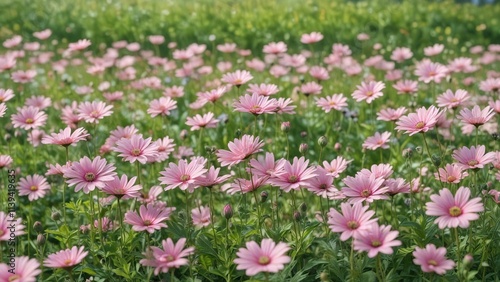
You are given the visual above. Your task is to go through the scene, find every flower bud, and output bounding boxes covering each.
[37,234,46,246]
[33,221,43,234]
[463,254,473,267]
[223,204,233,220]
[334,142,341,151]
[180,129,188,140]
[293,211,302,221]
[300,202,307,212]
[318,136,328,147]
[260,191,268,203]
[320,272,329,281]
[415,146,422,154]
[235,129,242,138]
[431,154,441,167]
[51,211,61,221]
[281,121,290,133]
[300,131,307,138]
[402,148,413,158]
[299,143,308,155]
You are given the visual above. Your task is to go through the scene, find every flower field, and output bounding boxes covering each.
[1,0,500,281]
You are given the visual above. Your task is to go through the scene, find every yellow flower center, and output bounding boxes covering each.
[30,185,38,191]
[64,259,73,266]
[85,172,95,182]
[361,189,371,197]
[428,259,438,266]
[143,220,152,226]
[366,91,373,97]
[288,175,299,183]
[467,160,478,167]
[371,240,382,247]
[258,256,270,265]
[347,220,359,229]
[180,174,190,182]
[415,121,425,129]
[447,176,457,182]
[25,118,34,124]
[131,148,141,156]
[8,274,21,282]
[449,206,462,217]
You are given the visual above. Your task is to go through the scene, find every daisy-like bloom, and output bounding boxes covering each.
[424,44,445,56]
[217,43,237,53]
[413,244,455,275]
[353,223,401,258]
[221,70,253,87]
[3,35,22,48]
[11,70,37,84]
[234,238,291,276]
[304,166,340,199]
[198,86,228,104]
[384,178,410,195]
[268,157,317,192]
[159,158,207,192]
[342,174,389,204]
[309,66,330,81]
[300,81,322,96]
[216,135,264,168]
[192,206,211,227]
[0,103,6,117]
[393,80,418,95]
[114,134,159,164]
[390,47,413,62]
[315,94,348,113]
[124,203,175,233]
[362,132,391,150]
[248,152,285,179]
[106,124,139,146]
[163,86,185,98]
[263,41,288,54]
[0,256,41,282]
[452,145,496,170]
[247,83,279,96]
[377,107,407,122]
[64,156,117,194]
[0,212,25,241]
[358,163,393,180]
[34,29,52,40]
[275,98,296,114]
[151,136,175,162]
[44,246,88,269]
[414,59,448,84]
[301,32,323,44]
[327,202,378,241]
[138,186,163,205]
[457,105,495,127]
[77,101,113,124]
[140,238,194,275]
[61,102,82,128]
[425,187,484,229]
[186,112,219,131]
[479,78,500,93]
[68,39,91,51]
[223,175,268,194]
[102,175,142,200]
[352,81,385,104]
[25,96,51,110]
[448,57,477,73]
[436,89,470,109]
[434,163,468,184]
[395,106,443,136]
[11,106,47,130]
[0,155,13,168]
[322,156,351,178]
[0,88,15,102]
[46,161,72,176]
[18,174,51,201]
[147,97,177,118]
[42,127,89,147]
[233,93,277,115]
[195,166,231,188]
[148,35,165,45]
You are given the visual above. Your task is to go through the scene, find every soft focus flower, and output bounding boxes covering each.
[393,80,418,95]
[77,101,113,124]
[327,202,378,241]
[263,41,288,54]
[396,106,442,136]
[247,83,280,96]
[185,112,219,131]
[41,127,89,147]
[415,59,448,83]
[268,157,317,192]
[352,81,385,104]
[192,206,211,227]
[18,174,51,201]
[300,81,322,96]
[353,223,401,258]
[11,106,47,130]
[64,156,117,194]
[390,47,413,62]
[436,89,470,109]
[426,187,484,229]
[101,175,142,200]
[315,94,348,112]
[0,256,41,282]
[362,132,391,150]
[159,158,207,192]
[301,32,323,44]
[413,244,455,275]
[377,107,407,122]
[457,105,495,127]
[221,70,253,87]
[233,93,277,115]
[147,97,177,117]
[68,39,91,51]
[424,44,444,56]
[124,204,175,233]
[0,212,25,241]
[216,135,264,167]
[140,238,194,275]
[44,246,88,268]
[234,238,290,276]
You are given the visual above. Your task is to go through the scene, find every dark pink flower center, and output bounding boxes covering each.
[85,172,95,182]
[415,121,425,129]
[160,254,175,262]
[319,184,328,190]
[258,256,270,265]
[449,206,462,217]
[447,176,457,182]
[371,240,382,247]
[30,185,38,191]
[180,174,190,182]
[366,91,373,97]
[25,118,34,124]
[347,220,359,229]
[288,175,299,183]
[361,189,371,197]
[143,220,152,226]
[131,148,141,156]
[90,110,99,118]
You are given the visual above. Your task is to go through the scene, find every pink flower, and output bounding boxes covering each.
[395,106,443,136]
[448,57,477,73]
[274,98,296,114]
[77,101,113,124]
[216,135,264,167]
[322,156,351,178]
[186,112,219,131]
[198,86,227,103]
[0,155,13,168]
[233,93,277,115]
[393,80,418,95]
[309,66,330,81]
[124,204,175,233]
[152,136,175,162]
[436,89,470,109]
[301,32,323,44]
[353,223,401,258]
[342,174,388,203]
[327,202,378,241]
[217,43,237,53]
[42,127,89,147]
[192,206,211,227]
[223,175,267,194]
[11,106,47,130]
[0,88,15,102]
[68,39,91,51]
[362,132,391,150]
[452,145,496,170]
[377,107,407,122]
[18,174,50,201]
[457,105,495,127]
[300,81,322,96]
[140,238,194,275]
[390,47,413,62]
[148,35,165,45]
[147,97,177,117]
[11,70,37,84]
[247,83,279,96]
[222,70,253,87]
[0,212,25,241]
[415,59,448,83]
[234,238,291,276]
[479,78,500,93]
[195,166,231,188]
[303,166,340,199]
[434,163,468,184]
[315,94,348,113]
[268,157,317,192]
[263,41,288,54]
[0,103,6,118]
[426,187,484,229]
[384,178,410,195]
[0,256,41,282]
[424,44,445,56]
[33,29,52,40]
[3,35,22,48]
[64,156,117,194]
[159,158,207,192]
[413,244,455,275]
[44,246,88,268]
[248,152,285,179]
[352,81,385,104]
[114,134,159,164]
[102,175,142,200]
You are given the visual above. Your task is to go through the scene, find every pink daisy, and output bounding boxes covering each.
[414,59,448,84]
[342,174,389,203]
[64,156,117,194]
[33,29,52,40]
[101,175,142,200]
[124,203,175,233]
[41,127,89,147]
[268,156,317,192]
[148,35,165,45]
[18,174,51,201]
[159,158,207,192]
[25,96,51,109]
[300,81,322,96]
[0,88,15,102]
[309,66,330,81]
[322,156,351,178]
[436,89,470,109]
[2,35,22,48]
[390,47,413,62]
[233,93,277,115]
[234,238,291,276]
[479,78,500,93]
[452,145,496,170]
[424,44,445,56]
[384,178,410,195]
[11,70,37,84]
[216,135,264,168]
[457,105,495,127]
[192,206,211,227]
[11,106,47,130]
[77,101,113,124]
[315,94,348,113]
[393,80,418,95]
[195,166,231,188]
[147,97,177,117]
[0,155,13,168]
[352,81,385,104]
[140,238,194,275]
[186,112,219,131]
[247,83,280,96]
[0,212,25,241]
[362,132,391,150]
[353,223,401,258]
[223,175,269,195]
[303,166,340,198]
[44,246,88,269]
[217,43,237,53]
[263,41,288,54]
[327,202,378,241]
[68,39,91,51]
[114,134,159,164]
[395,106,443,136]
[434,163,468,184]
[0,256,41,282]
[248,152,285,179]
[301,32,323,44]
[151,136,176,162]
[413,244,455,275]
[425,187,484,229]
[377,107,407,122]
[221,70,253,87]
[274,98,296,114]
[0,103,6,118]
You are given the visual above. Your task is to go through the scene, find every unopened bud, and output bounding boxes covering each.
[463,254,473,267]
[260,191,268,203]
[415,146,422,154]
[37,234,46,246]
[300,202,307,212]
[80,225,90,234]
[300,131,307,138]
[223,204,233,220]
[334,142,341,151]
[180,129,188,140]
[281,121,290,133]
[33,221,43,233]
[320,272,329,281]
[235,129,242,138]
[402,148,413,158]
[293,211,302,221]
[318,136,328,147]
[51,211,61,221]
[431,154,441,167]
[299,143,308,155]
